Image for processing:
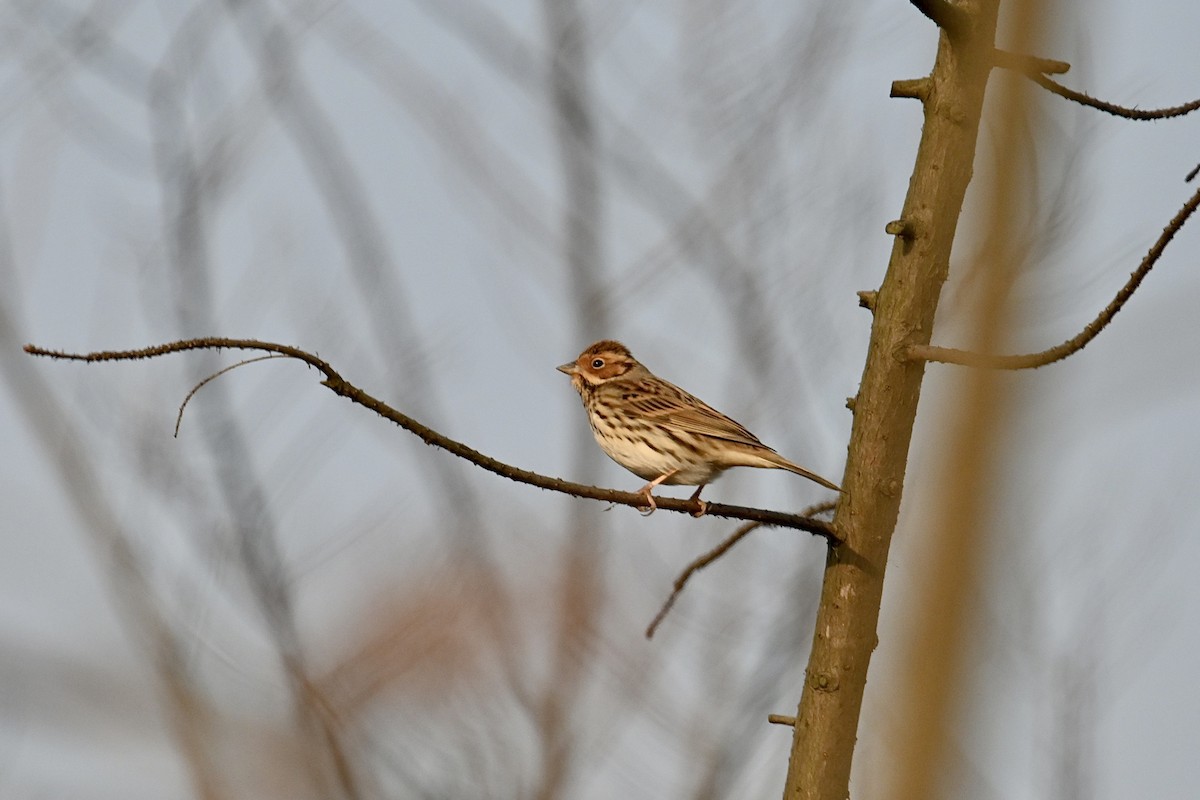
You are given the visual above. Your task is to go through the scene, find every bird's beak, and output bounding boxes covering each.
[556,362,577,375]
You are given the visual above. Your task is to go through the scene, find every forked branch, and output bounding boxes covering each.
[909,179,1200,369]
[22,339,839,542]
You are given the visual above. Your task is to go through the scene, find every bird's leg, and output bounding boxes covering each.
[687,485,709,518]
[636,470,679,516]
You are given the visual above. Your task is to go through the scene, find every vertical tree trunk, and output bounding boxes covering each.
[782,3,1001,798]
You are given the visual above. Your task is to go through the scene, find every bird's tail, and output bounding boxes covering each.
[769,453,843,493]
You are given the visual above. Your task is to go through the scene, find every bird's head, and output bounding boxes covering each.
[557,340,640,390]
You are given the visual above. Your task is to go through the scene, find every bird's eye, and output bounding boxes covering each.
[591,358,605,369]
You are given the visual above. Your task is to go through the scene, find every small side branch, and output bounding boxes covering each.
[1027,73,1200,120]
[992,48,1070,76]
[645,522,762,639]
[909,0,970,38]
[645,500,838,638]
[909,179,1200,369]
[175,354,287,436]
[991,47,1199,119]
[23,339,839,541]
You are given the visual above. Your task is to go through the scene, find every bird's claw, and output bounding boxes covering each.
[637,490,657,516]
[689,498,708,518]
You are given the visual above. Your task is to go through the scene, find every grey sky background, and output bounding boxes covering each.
[2,1,1198,798]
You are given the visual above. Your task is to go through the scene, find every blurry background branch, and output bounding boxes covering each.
[887,0,1037,795]
[0,244,228,799]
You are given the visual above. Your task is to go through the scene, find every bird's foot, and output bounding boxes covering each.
[687,485,709,518]
[636,473,679,516]
[637,488,658,516]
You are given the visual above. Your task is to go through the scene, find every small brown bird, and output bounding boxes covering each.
[558,340,841,515]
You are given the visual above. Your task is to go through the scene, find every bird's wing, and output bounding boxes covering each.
[623,379,770,449]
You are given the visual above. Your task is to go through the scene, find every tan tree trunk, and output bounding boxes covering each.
[782,2,1002,797]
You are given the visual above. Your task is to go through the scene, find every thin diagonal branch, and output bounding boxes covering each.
[908,179,1200,369]
[645,500,837,639]
[646,523,762,640]
[991,44,1199,120]
[23,339,840,541]
[1026,72,1200,120]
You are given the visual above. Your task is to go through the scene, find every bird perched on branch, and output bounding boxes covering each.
[558,340,841,516]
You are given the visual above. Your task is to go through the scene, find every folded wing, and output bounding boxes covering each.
[622,380,772,451]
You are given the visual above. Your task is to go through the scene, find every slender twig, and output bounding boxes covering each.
[991,45,1199,120]
[645,522,762,640]
[645,500,839,639]
[909,0,970,38]
[1026,73,1200,120]
[908,179,1200,369]
[23,339,840,541]
[175,354,286,437]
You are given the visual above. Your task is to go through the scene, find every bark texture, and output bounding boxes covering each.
[782,3,1002,798]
